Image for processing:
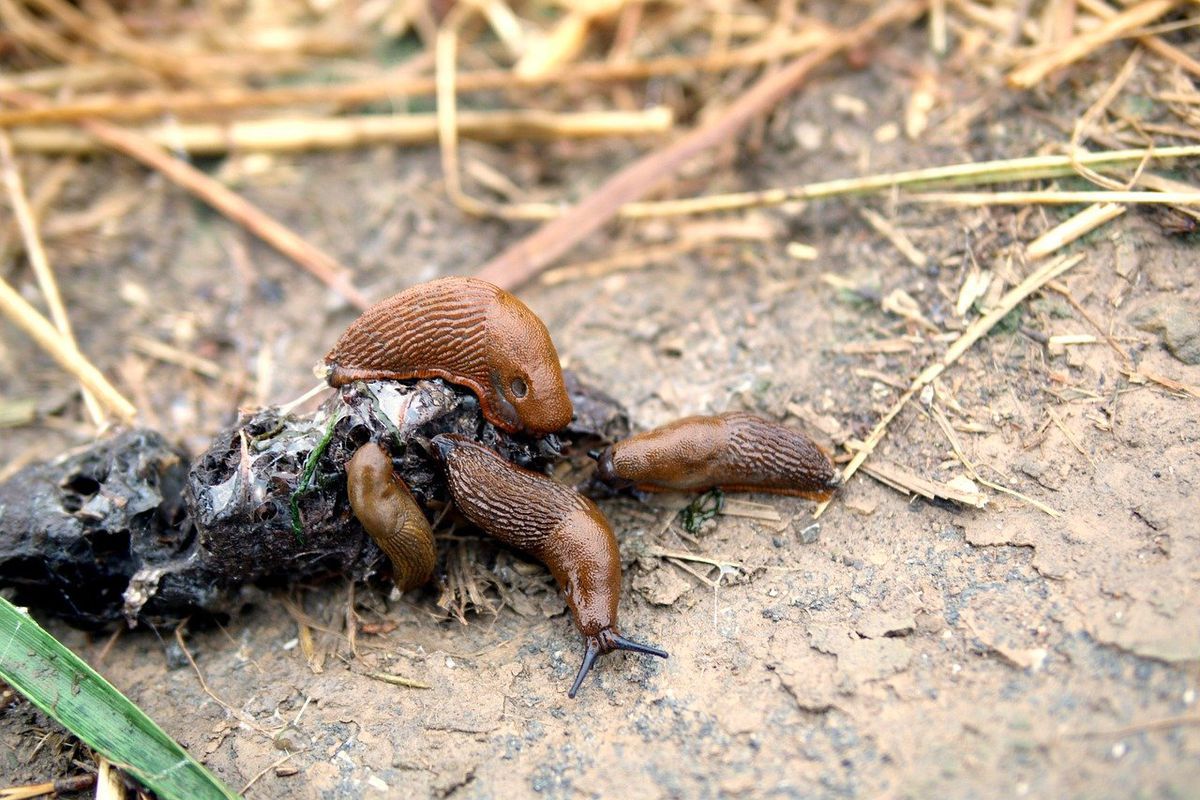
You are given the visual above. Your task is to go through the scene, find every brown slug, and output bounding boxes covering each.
[594,412,840,499]
[431,433,667,698]
[324,277,573,435]
[346,442,437,591]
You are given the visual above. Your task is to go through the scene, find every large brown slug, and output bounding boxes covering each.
[594,412,840,498]
[431,433,667,698]
[346,442,437,591]
[324,277,573,435]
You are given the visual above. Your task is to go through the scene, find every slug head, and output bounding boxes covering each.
[484,291,573,434]
[569,628,668,699]
[590,446,631,490]
[430,433,464,464]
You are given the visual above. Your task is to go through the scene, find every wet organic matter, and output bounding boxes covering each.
[0,375,628,628]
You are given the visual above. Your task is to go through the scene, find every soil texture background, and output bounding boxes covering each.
[1,3,1198,798]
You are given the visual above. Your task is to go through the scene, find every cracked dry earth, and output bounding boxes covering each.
[2,50,1199,800]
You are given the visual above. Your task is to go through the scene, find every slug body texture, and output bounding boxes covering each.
[325,277,573,434]
[596,412,839,498]
[346,442,437,591]
[433,434,666,697]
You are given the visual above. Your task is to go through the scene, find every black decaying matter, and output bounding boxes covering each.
[0,375,626,629]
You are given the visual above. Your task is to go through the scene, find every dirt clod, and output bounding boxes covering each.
[1130,298,1200,365]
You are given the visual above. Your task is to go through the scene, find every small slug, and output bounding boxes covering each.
[346,442,436,591]
[324,277,573,435]
[431,433,667,698]
[594,412,840,498]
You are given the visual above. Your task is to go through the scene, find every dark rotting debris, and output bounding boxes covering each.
[0,372,629,629]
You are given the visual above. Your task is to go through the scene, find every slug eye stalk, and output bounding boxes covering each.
[568,630,669,699]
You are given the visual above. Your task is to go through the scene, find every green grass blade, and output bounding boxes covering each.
[0,597,242,800]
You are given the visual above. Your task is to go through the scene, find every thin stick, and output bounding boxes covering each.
[6,108,676,156]
[277,381,331,416]
[647,546,743,573]
[860,207,927,267]
[0,32,830,128]
[1071,47,1144,191]
[129,335,227,381]
[515,0,623,77]
[1049,334,1100,346]
[975,473,1062,518]
[1124,368,1200,398]
[437,4,517,219]
[385,142,1197,226]
[0,0,91,66]
[0,775,96,799]
[1067,713,1200,738]
[1077,0,1200,79]
[615,145,1200,219]
[1045,0,1078,43]
[0,156,73,262]
[1046,406,1096,467]
[929,403,1060,517]
[1007,0,1179,88]
[95,758,124,800]
[473,0,526,57]
[859,461,987,507]
[1025,203,1126,259]
[930,0,948,53]
[92,121,369,309]
[905,190,1200,205]
[1050,277,1139,365]
[24,0,208,85]
[721,498,784,522]
[0,56,307,97]
[1134,172,1200,222]
[172,624,270,734]
[363,671,433,690]
[814,253,1086,518]
[1157,91,1200,104]
[2,92,369,311]
[0,130,105,425]
[0,276,136,422]
[474,0,929,289]
[240,754,295,795]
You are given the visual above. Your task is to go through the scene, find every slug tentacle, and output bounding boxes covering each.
[325,277,573,434]
[570,631,669,698]
[431,433,667,697]
[346,442,436,591]
[594,412,839,498]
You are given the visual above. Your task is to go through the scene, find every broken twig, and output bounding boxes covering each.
[474,0,929,289]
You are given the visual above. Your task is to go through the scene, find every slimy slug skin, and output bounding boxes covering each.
[432,434,667,698]
[325,277,573,435]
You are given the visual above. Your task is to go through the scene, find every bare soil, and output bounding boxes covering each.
[2,33,1198,799]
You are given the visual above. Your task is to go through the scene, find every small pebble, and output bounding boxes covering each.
[164,641,190,670]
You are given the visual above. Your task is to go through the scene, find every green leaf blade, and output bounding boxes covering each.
[0,597,243,800]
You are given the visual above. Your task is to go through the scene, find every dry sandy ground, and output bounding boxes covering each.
[2,35,1198,799]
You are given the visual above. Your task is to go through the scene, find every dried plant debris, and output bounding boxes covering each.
[0,373,629,629]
